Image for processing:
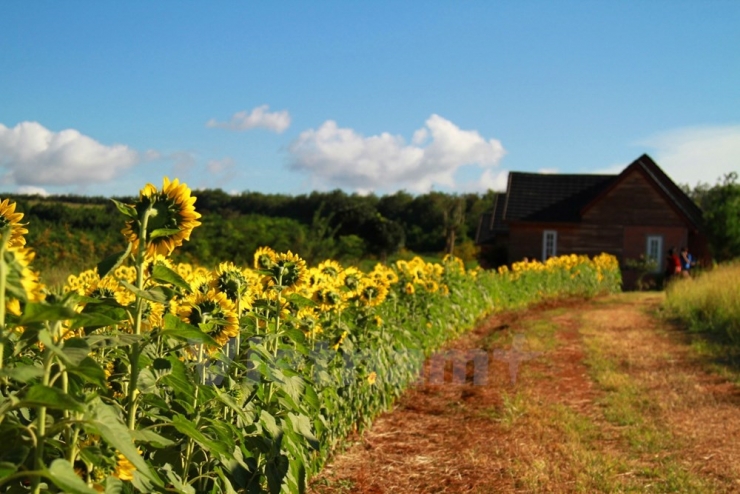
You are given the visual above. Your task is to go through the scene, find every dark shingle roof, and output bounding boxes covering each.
[503,172,615,222]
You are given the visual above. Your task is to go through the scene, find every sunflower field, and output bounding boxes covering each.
[0,179,621,493]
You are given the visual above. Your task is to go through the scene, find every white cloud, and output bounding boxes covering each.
[207,157,235,174]
[478,169,509,192]
[639,124,740,186]
[288,115,505,193]
[207,105,291,133]
[0,121,140,186]
[16,185,49,196]
[538,168,558,174]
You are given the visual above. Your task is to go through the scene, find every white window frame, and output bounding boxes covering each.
[646,235,663,273]
[542,230,557,261]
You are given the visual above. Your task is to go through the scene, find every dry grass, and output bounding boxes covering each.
[664,262,740,340]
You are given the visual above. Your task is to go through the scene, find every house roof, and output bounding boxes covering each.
[584,153,704,230]
[504,172,615,222]
[476,153,704,244]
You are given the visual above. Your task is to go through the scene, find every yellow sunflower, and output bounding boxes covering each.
[264,251,308,292]
[356,278,389,307]
[0,198,28,248]
[121,177,201,257]
[177,290,239,349]
[211,262,254,311]
[4,247,44,303]
[317,259,343,281]
[253,246,277,270]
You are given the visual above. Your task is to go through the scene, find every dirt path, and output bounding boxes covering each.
[308,293,740,493]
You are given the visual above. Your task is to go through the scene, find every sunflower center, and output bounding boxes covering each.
[188,300,220,326]
[146,195,180,233]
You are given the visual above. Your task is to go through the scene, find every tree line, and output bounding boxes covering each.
[5,189,498,275]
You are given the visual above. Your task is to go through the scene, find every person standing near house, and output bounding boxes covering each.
[664,247,682,284]
[680,247,694,277]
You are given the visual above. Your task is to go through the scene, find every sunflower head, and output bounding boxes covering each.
[265,251,308,291]
[0,199,28,248]
[317,260,343,280]
[212,262,248,301]
[121,177,201,257]
[177,290,239,349]
[357,278,389,307]
[253,246,277,270]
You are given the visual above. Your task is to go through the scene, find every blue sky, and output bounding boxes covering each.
[1,1,738,197]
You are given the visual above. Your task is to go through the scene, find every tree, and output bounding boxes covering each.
[700,172,740,261]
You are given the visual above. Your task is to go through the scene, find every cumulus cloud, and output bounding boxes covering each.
[207,105,291,133]
[16,185,49,196]
[0,121,140,186]
[288,115,505,193]
[639,124,740,186]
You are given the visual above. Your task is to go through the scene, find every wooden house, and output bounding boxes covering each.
[475,154,708,288]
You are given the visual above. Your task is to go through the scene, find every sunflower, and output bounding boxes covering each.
[264,251,308,292]
[312,286,346,312]
[294,307,322,338]
[317,259,343,281]
[113,453,136,481]
[0,199,28,248]
[86,276,135,306]
[177,290,239,349]
[211,262,254,312]
[253,246,277,270]
[342,266,363,293]
[121,177,201,257]
[356,278,389,307]
[4,247,44,303]
[404,282,415,295]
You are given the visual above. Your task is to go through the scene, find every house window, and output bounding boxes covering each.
[646,235,663,272]
[542,230,557,260]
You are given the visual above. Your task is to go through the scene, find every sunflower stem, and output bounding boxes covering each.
[31,344,55,494]
[0,227,9,377]
[127,206,153,430]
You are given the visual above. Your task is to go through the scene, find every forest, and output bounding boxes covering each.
[5,188,497,281]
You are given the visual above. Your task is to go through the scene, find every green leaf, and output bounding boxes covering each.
[149,228,181,239]
[68,357,108,389]
[45,458,99,494]
[104,476,123,494]
[86,400,163,486]
[60,338,91,367]
[111,199,137,219]
[130,429,175,448]
[162,355,195,403]
[97,243,133,279]
[171,414,228,455]
[161,314,218,346]
[20,384,84,412]
[302,384,320,412]
[285,293,317,308]
[87,334,143,349]
[0,364,44,383]
[0,461,17,479]
[152,263,192,292]
[19,303,77,324]
[72,303,129,331]
[118,280,168,303]
[286,413,319,450]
